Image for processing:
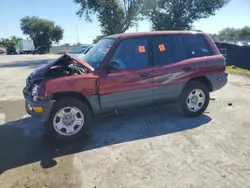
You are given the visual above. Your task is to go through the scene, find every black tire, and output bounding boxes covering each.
[44,97,92,142]
[177,81,210,117]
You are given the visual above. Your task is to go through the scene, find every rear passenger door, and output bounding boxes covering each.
[183,34,216,75]
[151,35,195,104]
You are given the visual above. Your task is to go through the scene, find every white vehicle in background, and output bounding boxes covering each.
[17,39,35,54]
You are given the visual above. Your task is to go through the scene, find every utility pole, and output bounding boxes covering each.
[76,25,79,45]
[136,22,139,32]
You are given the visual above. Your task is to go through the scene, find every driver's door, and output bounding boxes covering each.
[98,37,154,112]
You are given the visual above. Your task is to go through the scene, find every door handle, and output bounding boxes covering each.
[140,73,150,78]
[183,67,193,71]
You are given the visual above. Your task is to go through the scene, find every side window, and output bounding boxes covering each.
[184,34,212,58]
[110,37,149,70]
[152,35,178,66]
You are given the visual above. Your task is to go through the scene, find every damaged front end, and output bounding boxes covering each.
[23,53,93,100]
[22,53,94,121]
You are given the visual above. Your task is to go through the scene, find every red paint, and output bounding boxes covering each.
[45,73,98,98]
[98,68,154,95]
[152,59,195,87]
[44,31,226,100]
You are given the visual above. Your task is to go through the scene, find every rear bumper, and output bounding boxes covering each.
[207,72,228,92]
[25,95,55,122]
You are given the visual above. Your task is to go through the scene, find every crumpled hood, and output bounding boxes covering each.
[69,53,86,59]
[31,53,94,79]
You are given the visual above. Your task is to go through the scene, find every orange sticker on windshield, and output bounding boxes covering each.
[158,44,165,51]
[138,46,146,53]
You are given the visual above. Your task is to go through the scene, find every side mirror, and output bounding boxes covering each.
[107,60,120,73]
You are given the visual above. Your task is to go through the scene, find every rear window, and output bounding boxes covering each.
[184,34,212,58]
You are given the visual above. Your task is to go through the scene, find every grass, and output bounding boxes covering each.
[48,52,61,55]
[48,52,68,55]
[226,66,250,77]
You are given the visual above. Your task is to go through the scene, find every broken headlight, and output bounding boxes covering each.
[31,84,39,101]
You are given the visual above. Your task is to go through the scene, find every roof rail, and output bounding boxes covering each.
[190,29,203,32]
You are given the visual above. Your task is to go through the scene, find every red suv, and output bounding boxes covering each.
[23,31,228,141]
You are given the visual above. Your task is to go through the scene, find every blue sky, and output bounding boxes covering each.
[1,0,249,44]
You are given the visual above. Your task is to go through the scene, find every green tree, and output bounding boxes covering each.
[143,0,230,30]
[20,16,64,48]
[74,0,143,39]
[0,36,22,48]
[93,35,104,43]
[213,26,250,41]
[238,26,250,37]
[216,27,239,41]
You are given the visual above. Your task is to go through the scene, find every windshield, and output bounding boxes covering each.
[83,38,115,69]
[71,45,89,54]
[83,45,94,54]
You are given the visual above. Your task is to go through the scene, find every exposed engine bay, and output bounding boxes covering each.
[23,54,90,99]
[45,59,87,79]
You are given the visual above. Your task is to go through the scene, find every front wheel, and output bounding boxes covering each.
[45,98,92,142]
[177,81,210,117]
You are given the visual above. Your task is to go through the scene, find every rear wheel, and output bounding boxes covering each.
[45,97,92,142]
[177,81,210,117]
